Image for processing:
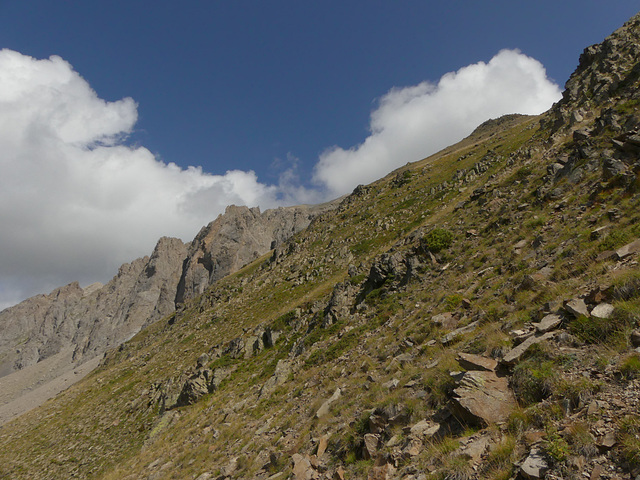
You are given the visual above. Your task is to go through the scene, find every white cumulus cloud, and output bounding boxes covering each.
[0,49,280,307]
[312,49,562,197]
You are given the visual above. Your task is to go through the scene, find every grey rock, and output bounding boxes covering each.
[176,204,335,304]
[316,388,341,418]
[520,448,549,479]
[564,298,590,318]
[616,238,640,260]
[441,321,479,346]
[534,314,563,333]
[590,303,615,319]
[602,157,628,180]
[409,420,440,439]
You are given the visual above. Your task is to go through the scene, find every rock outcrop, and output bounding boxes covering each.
[0,236,187,377]
[174,203,335,305]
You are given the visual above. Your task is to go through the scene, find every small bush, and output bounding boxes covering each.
[567,422,597,458]
[422,228,454,253]
[544,431,570,462]
[511,359,558,406]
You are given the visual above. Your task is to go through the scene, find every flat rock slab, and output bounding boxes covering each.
[616,239,640,259]
[501,332,556,366]
[457,352,498,372]
[441,321,479,346]
[564,298,589,318]
[450,370,517,426]
[535,314,562,333]
[520,448,549,479]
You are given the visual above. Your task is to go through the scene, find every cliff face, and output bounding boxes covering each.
[0,236,187,377]
[175,203,336,305]
[548,13,640,132]
[0,204,335,380]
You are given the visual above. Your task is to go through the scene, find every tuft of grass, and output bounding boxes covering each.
[618,353,640,380]
[617,415,640,467]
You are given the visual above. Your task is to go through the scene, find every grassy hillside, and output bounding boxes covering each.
[2,13,640,480]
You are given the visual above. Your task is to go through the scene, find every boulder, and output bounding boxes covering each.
[590,303,614,319]
[616,239,640,259]
[409,420,440,439]
[564,298,589,318]
[602,157,628,180]
[450,371,517,426]
[363,433,379,459]
[316,388,341,418]
[175,369,212,407]
[292,454,319,480]
[520,448,549,479]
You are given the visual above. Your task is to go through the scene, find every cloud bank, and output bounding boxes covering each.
[0,49,279,308]
[0,48,561,309]
[313,49,562,196]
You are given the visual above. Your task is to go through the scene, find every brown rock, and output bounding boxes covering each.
[292,454,318,480]
[596,431,617,449]
[317,435,329,458]
[450,371,517,426]
[363,434,379,459]
[367,463,396,480]
[431,312,458,329]
[457,352,498,372]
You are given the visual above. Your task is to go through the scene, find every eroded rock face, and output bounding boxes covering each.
[175,204,334,305]
[0,203,338,381]
[548,13,640,133]
[0,236,187,376]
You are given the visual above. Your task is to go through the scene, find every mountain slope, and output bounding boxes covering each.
[0,204,332,426]
[1,11,640,480]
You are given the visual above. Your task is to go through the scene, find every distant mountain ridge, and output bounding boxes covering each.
[0,203,335,389]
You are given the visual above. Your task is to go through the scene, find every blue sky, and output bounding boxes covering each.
[0,1,637,308]
[3,1,636,182]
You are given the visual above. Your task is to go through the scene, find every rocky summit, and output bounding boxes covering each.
[1,11,640,480]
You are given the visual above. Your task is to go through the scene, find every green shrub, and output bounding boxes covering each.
[544,431,570,462]
[568,310,632,349]
[422,228,454,253]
